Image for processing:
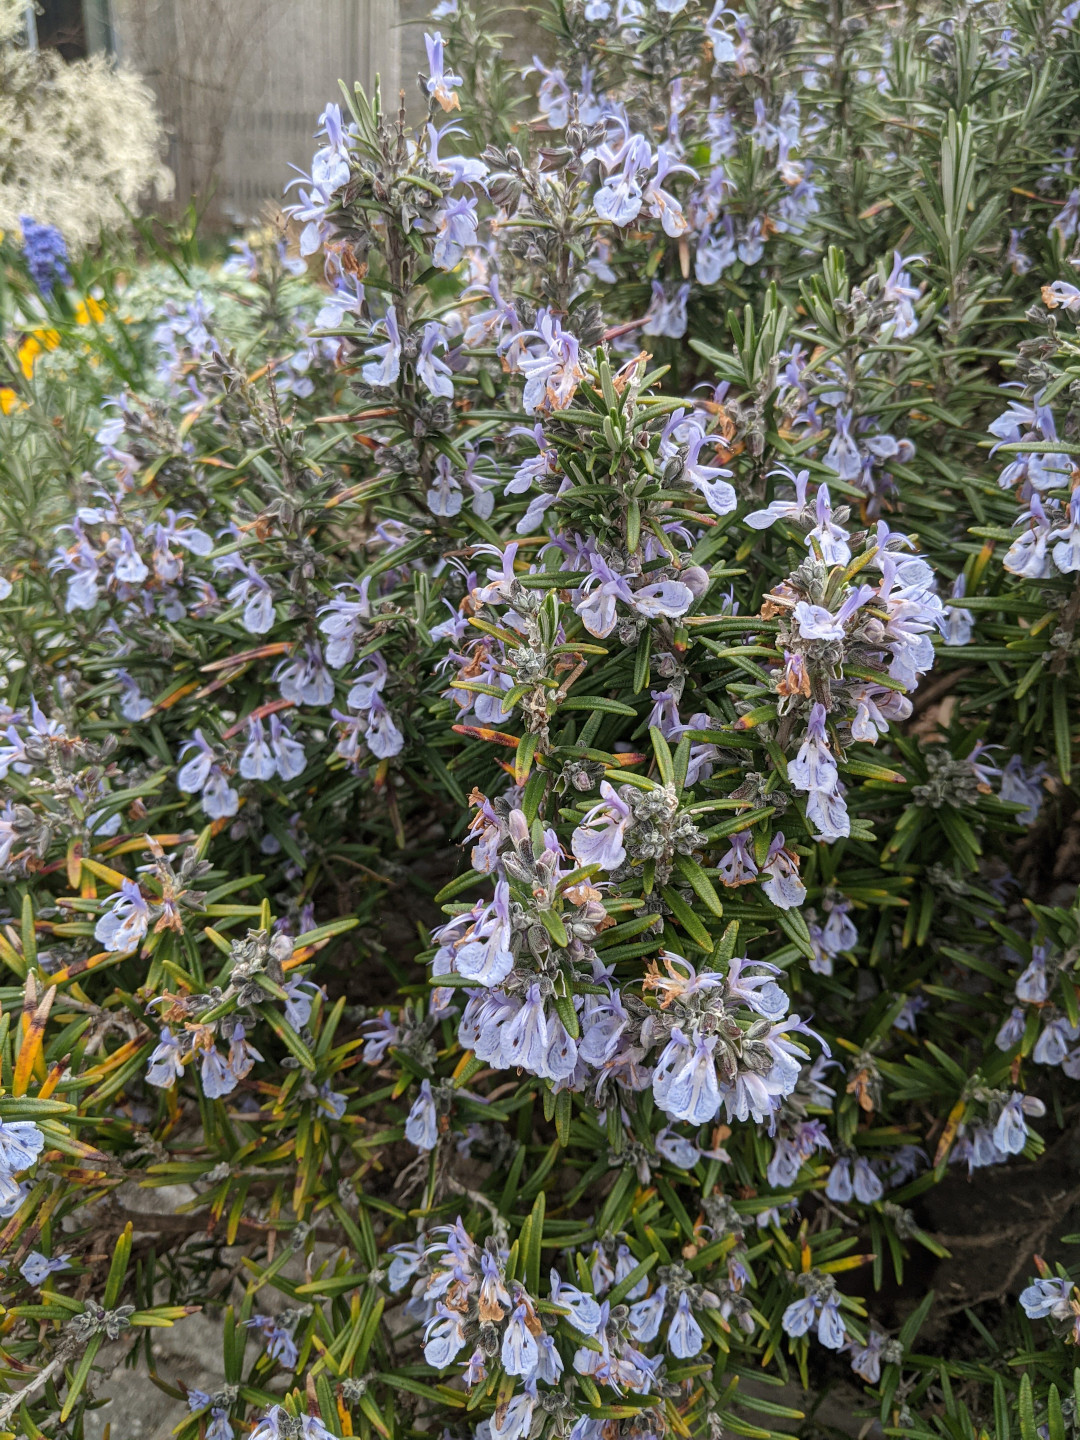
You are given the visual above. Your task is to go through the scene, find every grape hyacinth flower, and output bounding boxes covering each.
[20,218,71,298]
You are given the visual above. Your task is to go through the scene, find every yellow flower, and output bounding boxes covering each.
[16,329,60,379]
[0,388,19,415]
[17,337,39,379]
[75,297,107,325]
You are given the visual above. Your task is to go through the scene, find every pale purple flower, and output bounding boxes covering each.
[781,1295,817,1337]
[247,1315,299,1368]
[848,1331,888,1383]
[283,978,320,1031]
[1000,755,1045,825]
[1052,491,1080,573]
[227,566,275,635]
[94,878,150,953]
[250,1406,332,1440]
[594,134,650,226]
[227,1020,262,1080]
[1034,1015,1080,1066]
[940,572,974,645]
[787,703,838,795]
[201,769,239,820]
[667,1292,704,1358]
[572,780,633,870]
[177,729,216,792]
[550,1268,604,1335]
[433,195,479,270]
[455,880,514,985]
[824,410,862,481]
[517,310,584,413]
[490,1394,535,1440]
[1020,1276,1074,1320]
[655,1032,721,1125]
[761,834,806,909]
[793,583,874,640]
[275,642,335,708]
[20,1251,70,1286]
[501,1303,540,1376]
[883,251,922,338]
[426,121,488,187]
[614,1242,649,1299]
[269,714,306,780]
[240,717,275,781]
[696,217,737,282]
[681,429,736,514]
[1016,947,1050,1003]
[993,1091,1045,1154]
[996,1006,1026,1051]
[362,308,402,387]
[427,454,463,517]
[718,832,758,886]
[817,1295,846,1349]
[311,102,351,188]
[424,32,463,110]
[347,651,389,710]
[1004,495,1053,579]
[405,1079,440,1151]
[418,322,455,398]
[364,695,405,759]
[642,281,690,339]
[146,1028,185,1088]
[318,580,373,669]
[644,145,696,237]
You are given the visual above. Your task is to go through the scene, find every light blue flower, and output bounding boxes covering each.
[500,1302,539,1376]
[662,1034,721,1126]
[666,1292,704,1358]
[815,1295,846,1350]
[94,878,150,953]
[993,1092,1045,1154]
[1019,1276,1073,1319]
[405,1080,439,1151]
[0,1120,45,1178]
[361,309,402,387]
[200,1046,237,1100]
[783,1295,819,1338]
[20,1250,71,1286]
[628,1285,668,1343]
[550,1268,603,1334]
[146,1028,185,1089]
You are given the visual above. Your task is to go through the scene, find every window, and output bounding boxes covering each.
[34,0,88,59]
[31,0,112,59]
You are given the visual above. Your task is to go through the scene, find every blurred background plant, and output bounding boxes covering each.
[0,0,172,245]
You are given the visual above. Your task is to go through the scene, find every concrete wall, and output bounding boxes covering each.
[110,0,402,226]
[108,0,541,227]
